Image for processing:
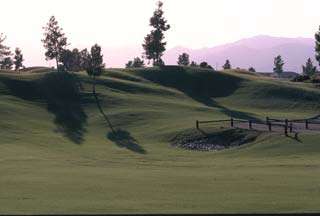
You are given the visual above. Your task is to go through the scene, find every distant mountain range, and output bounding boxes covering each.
[163,35,317,73]
[32,35,317,72]
[28,35,317,72]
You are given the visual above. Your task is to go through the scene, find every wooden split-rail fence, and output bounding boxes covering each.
[196,116,320,135]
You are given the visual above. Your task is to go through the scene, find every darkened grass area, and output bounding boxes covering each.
[40,72,88,144]
[130,66,243,99]
[0,72,90,144]
[107,129,146,154]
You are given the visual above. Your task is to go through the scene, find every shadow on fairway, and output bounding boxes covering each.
[107,129,146,154]
[41,72,88,144]
[93,90,146,154]
[47,98,87,144]
[0,73,88,144]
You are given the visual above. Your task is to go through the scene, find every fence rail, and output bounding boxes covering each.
[196,116,320,135]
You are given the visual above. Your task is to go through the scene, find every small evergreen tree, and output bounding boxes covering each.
[273,55,284,77]
[125,60,133,68]
[142,1,170,66]
[177,53,190,66]
[1,57,13,70]
[302,58,317,77]
[85,44,105,94]
[126,57,145,68]
[248,67,256,72]
[199,61,213,69]
[190,61,198,67]
[132,57,145,68]
[42,16,68,71]
[200,61,209,68]
[13,48,24,71]
[223,59,231,70]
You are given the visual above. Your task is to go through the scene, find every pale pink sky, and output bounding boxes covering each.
[1,0,320,67]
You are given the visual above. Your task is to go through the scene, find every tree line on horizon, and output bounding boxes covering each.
[0,0,320,78]
[0,34,24,71]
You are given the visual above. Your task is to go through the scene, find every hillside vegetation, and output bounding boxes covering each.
[1,66,320,214]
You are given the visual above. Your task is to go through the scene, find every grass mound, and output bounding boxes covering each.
[129,66,243,102]
[127,67,320,113]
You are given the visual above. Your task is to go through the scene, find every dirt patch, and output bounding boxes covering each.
[171,128,261,151]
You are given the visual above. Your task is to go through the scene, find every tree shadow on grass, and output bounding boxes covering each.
[93,92,146,154]
[40,72,87,144]
[107,129,146,154]
[47,99,87,144]
[0,73,88,144]
[40,73,88,144]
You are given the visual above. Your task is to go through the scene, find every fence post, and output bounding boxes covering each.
[289,122,293,133]
[284,124,288,136]
[231,118,234,127]
[305,120,309,129]
[249,120,252,129]
[196,120,199,130]
[268,122,272,132]
[266,117,269,124]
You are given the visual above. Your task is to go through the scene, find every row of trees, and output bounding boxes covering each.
[174,51,317,77]
[273,55,318,77]
[140,1,320,76]
[177,53,213,69]
[40,1,170,76]
[0,34,24,70]
[42,16,104,92]
[176,52,233,70]
[3,0,320,79]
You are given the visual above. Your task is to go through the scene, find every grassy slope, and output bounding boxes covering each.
[1,67,320,213]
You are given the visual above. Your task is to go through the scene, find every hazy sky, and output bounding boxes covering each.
[1,0,320,66]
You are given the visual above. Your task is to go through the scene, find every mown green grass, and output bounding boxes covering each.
[0,67,320,214]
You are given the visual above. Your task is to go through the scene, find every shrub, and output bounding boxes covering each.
[312,75,320,83]
[291,75,310,82]
[199,61,213,69]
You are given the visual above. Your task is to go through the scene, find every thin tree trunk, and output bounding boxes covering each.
[92,75,115,134]
[92,75,96,95]
[56,57,59,72]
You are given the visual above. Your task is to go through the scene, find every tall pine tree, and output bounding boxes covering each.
[142,1,170,66]
[42,16,68,71]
